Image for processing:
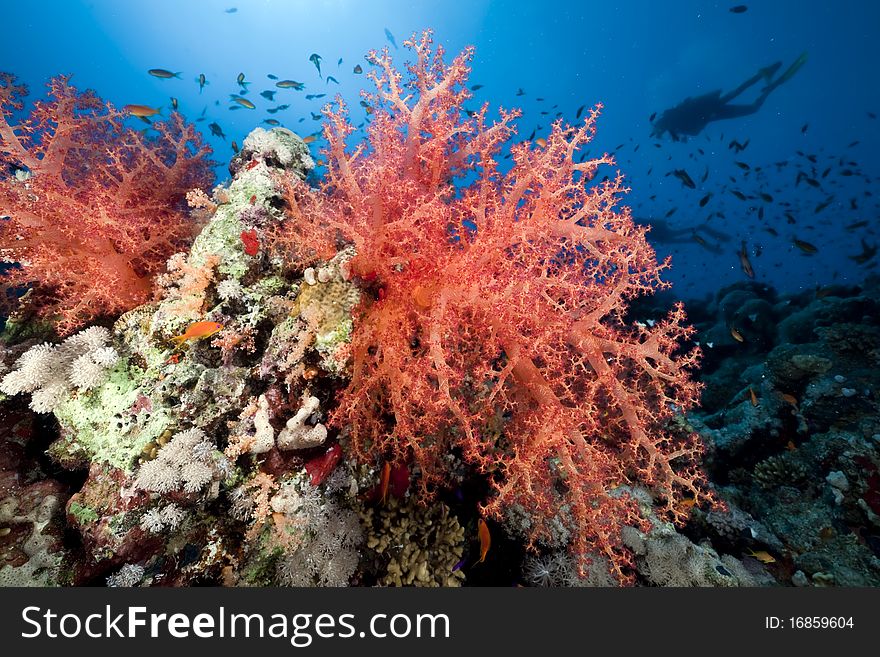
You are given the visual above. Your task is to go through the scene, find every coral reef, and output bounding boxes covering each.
[688,279,880,586]
[3,32,877,590]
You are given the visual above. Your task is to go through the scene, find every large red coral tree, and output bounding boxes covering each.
[283,31,716,582]
[0,73,214,335]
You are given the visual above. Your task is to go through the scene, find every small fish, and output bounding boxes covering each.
[731,190,747,201]
[729,5,748,13]
[326,75,339,85]
[225,7,237,13]
[196,73,207,93]
[759,192,773,203]
[384,27,397,49]
[172,321,224,346]
[692,232,709,248]
[305,93,326,100]
[260,90,276,101]
[311,111,322,120]
[231,140,239,154]
[516,88,526,96]
[309,53,323,78]
[302,134,319,144]
[208,122,226,140]
[276,79,304,90]
[745,549,776,564]
[353,64,363,74]
[814,197,833,214]
[237,72,249,89]
[739,242,755,278]
[123,104,161,118]
[730,326,745,343]
[786,440,797,452]
[699,193,712,208]
[649,111,657,122]
[470,84,484,91]
[263,118,280,126]
[267,73,278,80]
[230,95,255,109]
[673,169,696,189]
[476,519,491,565]
[749,387,759,407]
[534,137,547,148]
[845,220,868,231]
[848,238,877,265]
[576,104,586,119]
[734,161,750,171]
[379,462,391,505]
[170,97,178,111]
[801,123,808,134]
[148,68,181,79]
[792,238,818,254]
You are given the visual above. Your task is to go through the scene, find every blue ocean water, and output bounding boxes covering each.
[2,0,877,299]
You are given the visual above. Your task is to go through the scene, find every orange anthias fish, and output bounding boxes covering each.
[124,104,161,118]
[749,387,759,407]
[738,241,755,279]
[172,321,224,346]
[379,461,391,505]
[780,392,800,411]
[730,326,745,343]
[745,549,776,564]
[476,519,491,565]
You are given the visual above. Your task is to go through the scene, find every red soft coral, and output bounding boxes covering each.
[281,31,717,582]
[0,73,214,335]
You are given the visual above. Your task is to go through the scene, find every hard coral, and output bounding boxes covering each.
[283,31,715,582]
[0,73,214,335]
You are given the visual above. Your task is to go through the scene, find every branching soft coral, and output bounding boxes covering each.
[280,31,717,582]
[0,73,214,335]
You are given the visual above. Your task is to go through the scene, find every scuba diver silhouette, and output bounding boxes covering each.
[651,52,807,141]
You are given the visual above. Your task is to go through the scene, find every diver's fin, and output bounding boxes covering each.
[763,52,808,92]
[759,61,782,82]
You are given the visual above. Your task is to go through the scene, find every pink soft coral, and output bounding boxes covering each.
[0,73,214,335]
[281,31,717,581]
